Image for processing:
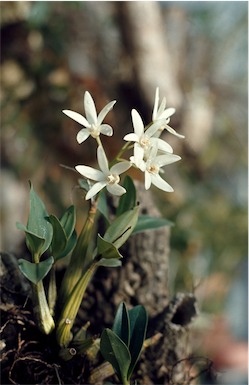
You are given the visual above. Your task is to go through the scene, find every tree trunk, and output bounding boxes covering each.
[78,183,198,384]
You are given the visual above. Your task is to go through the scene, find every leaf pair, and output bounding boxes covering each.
[100,302,148,385]
[96,205,139,268]
[48,205,77,261]
[16,182,53,259]
[17,183,76,284]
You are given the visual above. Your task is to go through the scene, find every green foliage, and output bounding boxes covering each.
[97,190,110,222]
[112,302,130,347]
[17,182,53,259]
[100,329,131,385]
[116,176,137,216]
[104,206,139,249]
[48,215,67,258]
[100,302,148,384]
[18,256,54,284]
[48,206,77,261]
[133,215,173,234]
[127,305,148,378]
[97,235,122,260]
[60,205,76,239]
[16,223,46,258]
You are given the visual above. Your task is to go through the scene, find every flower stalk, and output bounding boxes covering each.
[58,201,97,307]
[56,261,98,347]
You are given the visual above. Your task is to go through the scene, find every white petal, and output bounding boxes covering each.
[152,138,173,153]
[151,174,174,192]
[147,142,158,161]
[155,153,181,167]
[160,107,175,120]
[144,171,152,190]
[84,91,97,124]
[86,181,107,200]
[76,129,90,144]
[97,100,116,125]
[107,184,126,196]
[131,109,144,137]
[123,133,139,142]
[157,97,167,117]
[97,146,109,176]
[146,120,163,137]
[111,161,131,174]
[62,110,90,127]
[99,124,113,136]
[152,87,159,121]
[134,143,145,167]
[165,125,185,138]
[75,165,104,181]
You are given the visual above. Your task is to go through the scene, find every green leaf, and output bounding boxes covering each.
[97,190,110,222]
[127,305,148,379]
[132,215,173,234]
[112,302,130,347]
[97,235,123,260]
[96,258,122,268]
[60,205,76,240]
[48,215,67,259]
[27,182,53,255]
[100,328,131,384]
[17,223,46,256]
[104,206,139,249]
[18,256,54,284]
[55,230,77,261]
[116,176,137,216]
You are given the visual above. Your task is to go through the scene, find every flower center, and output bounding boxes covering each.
[107,173,120,185]
[140,135,150,149]
[89,124,100,138]
[148,164,159,175]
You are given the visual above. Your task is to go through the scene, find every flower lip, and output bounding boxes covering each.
[107,173,120,185]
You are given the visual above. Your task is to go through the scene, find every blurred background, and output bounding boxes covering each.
[0,2,247,384]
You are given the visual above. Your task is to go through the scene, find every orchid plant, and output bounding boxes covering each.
[17,88,184,384]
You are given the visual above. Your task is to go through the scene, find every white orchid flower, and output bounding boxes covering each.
[152,87,185,138]
[124,109,173,169]
[75,146,131,200]
[63,91,116,143]
[144,144,181,192]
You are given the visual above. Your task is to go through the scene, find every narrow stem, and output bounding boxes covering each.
[96,136,102,148]
[33,252,40,264]
[31,251,55,334]
[32,280,55,335]
[114,141,130,161]
[48,266,57,316]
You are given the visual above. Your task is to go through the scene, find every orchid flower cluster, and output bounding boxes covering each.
[16,88,184,385]
[63,88,184,201]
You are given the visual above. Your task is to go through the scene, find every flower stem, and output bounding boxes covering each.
[58,201,97,308]
[56,261,97,347]
[114,141,130,161]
